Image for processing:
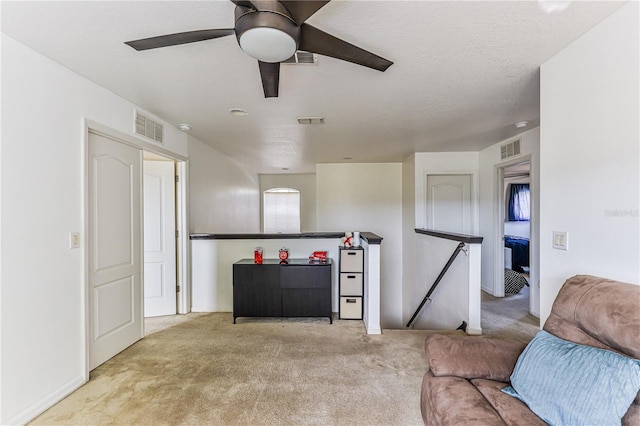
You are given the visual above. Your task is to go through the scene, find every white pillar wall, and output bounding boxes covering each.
[362,240,381,335]
[466,243,483,335]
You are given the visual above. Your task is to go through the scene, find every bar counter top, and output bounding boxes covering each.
[190,232,383,244]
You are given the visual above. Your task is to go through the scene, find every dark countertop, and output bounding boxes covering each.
[415,228,483,244]
[234,258,332,265]
[191,231,383,245]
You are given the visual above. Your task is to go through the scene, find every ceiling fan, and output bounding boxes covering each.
[124,0,393,98]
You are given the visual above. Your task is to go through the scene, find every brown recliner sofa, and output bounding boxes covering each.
[420,275,640,425]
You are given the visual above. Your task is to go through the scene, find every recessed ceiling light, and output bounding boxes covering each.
[515,121,528,129]
[230,108,248,116]
[178,123,192,132]
[538,1,570,14]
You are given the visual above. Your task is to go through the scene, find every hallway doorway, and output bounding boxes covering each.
[485,158,539,329]
[143,152,178,318]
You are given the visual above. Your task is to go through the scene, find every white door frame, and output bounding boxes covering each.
[174,160,190,315]
[82,119,190,377]
[492,154,539,317]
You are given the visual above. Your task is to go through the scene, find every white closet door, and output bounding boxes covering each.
[426,174,472,234]
[88,131,143,370]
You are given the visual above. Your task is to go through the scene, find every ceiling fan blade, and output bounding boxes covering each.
[125,29,235,51]
[299,24,393,72]
[280,1,330,25]
[258,61,280,98]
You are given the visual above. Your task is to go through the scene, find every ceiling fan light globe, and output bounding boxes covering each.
[239,27,297,63]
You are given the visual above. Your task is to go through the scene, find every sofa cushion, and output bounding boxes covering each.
[544,275,640,359]
[623,403,640,426]
[424,334,526,382]
[421,371,505,426]
[503,330,640,425]
[471,379,546,426]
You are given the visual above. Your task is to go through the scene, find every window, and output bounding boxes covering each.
[507,183,530,221]
[263,188,301,233]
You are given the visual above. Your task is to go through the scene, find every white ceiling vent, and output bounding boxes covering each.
[297,116,324,124]
[134,110,164,144]
[501,139,521,160]
[282,51,318,65]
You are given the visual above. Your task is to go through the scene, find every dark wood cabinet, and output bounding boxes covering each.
[233,259,332,323]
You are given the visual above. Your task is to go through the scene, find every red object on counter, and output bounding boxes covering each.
[254,247,263,264]
[279,248,289,261]
[309,251,327,262]
[313,251,327,260]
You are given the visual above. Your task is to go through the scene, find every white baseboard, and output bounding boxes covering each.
[363,318,382,335]
[467,327,483,336]
[6,374,86,425]
[481,284,494,295]
[190,305,216,312]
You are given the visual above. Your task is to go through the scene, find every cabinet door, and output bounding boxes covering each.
[233,264,281,318]
[281,265,330,288]
[233,263,280,287]
[339,297,362,319]
[282,289,331,318]
[233,286,282,317]
[340,273,363,296]
[281,265,331,318]
[340,249,363,272]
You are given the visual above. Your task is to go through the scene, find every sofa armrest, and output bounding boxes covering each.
[425,334,527,382]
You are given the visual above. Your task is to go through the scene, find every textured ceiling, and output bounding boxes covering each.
[1,1,626,173]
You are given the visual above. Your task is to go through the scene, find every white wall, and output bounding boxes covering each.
[191,238,342,312]
[188,137,260,233]
[401,155,416,331]
[0,35,191,424]
[316,163,403,328]
[0,35,262,425]
[478,128,540,316]
[259,174,316,232]
[539,2,639,324]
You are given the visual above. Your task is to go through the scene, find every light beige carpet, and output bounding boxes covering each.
[31,294,537,426]
[481,285,540,343]
[31,315,431,426]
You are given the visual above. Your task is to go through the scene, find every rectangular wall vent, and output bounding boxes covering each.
[500,139,521,160]
[297,116,324,124]
[282,51,318,65]
[134,111,164,144]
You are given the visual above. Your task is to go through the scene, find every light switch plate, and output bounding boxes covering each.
[69,232,80,249]
[552,231,568,250]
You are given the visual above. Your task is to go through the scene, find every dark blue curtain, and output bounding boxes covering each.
[508,184,530,221]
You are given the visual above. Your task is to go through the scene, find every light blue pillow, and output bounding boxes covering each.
[502,330,640,426]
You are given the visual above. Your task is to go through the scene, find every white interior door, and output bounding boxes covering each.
[426,174,472,234]
[88,131,143,370]
[143,160,177,317]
